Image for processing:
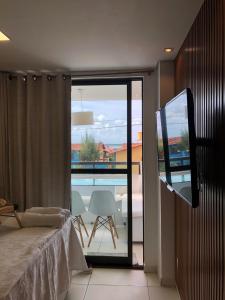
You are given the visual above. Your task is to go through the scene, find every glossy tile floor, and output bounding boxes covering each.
[77,224,143,266]
[133,243,143,265]
[66,269,180,300]
[78,224,128,257]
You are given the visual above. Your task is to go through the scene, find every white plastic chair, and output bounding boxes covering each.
[71,191,89,247]
[88,190,119,249]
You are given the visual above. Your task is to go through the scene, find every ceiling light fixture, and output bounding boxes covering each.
[164,48,173,53]
[72,88,94,125]
[72,111,94,125]
[0,31,10,41]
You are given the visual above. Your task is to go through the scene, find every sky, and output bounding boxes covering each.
[71,99,142,145]
[71,84,142,145]
[157,92,189,139]
[165,93,189,138]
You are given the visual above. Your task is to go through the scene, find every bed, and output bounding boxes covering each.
[0,217,88,300]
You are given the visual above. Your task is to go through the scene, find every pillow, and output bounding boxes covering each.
[0,199,7,207]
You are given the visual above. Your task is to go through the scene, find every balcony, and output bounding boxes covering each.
[71,162,143,264]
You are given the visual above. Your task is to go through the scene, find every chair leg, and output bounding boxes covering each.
[110,216,119,239]
[77,217,85,248]
[108,216,116,249]
[93,217,99,238]
[79,215,89,237]
[88,217,99,247]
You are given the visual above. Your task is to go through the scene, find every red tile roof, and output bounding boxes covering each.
[71,144,81,151]
[168,137,182,145]
[71,143,114,154]
[113,143,142,153]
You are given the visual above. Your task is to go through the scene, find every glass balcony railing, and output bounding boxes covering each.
[71,173,128,257]
[71,171,143,257]
[71,161,141,173]
[158,156,190,168]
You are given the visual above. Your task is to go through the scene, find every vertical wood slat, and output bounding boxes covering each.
[174,0,225,299]
[223,0,225,299]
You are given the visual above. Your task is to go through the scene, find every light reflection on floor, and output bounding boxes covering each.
[74,223,143,265]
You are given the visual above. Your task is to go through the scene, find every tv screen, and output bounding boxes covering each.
[156,88,199,208]
[156,111,166,180]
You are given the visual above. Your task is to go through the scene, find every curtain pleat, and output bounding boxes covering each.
[8,76,27,210]
[0,74,10,200]
[0,73,71,210]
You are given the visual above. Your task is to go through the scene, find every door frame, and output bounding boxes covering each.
[71,78,133,266]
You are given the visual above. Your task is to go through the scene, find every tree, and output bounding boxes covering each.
[79,133,100,162]
[179,129,189,151]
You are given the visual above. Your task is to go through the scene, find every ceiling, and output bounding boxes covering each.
[0,0,204,72]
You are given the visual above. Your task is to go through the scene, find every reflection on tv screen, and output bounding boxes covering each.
[156,88,198,208]
[171,171,191,202]
[156,111,166,178]
[165,93,190,168]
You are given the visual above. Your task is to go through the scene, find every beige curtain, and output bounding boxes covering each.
[0,74,10,200]
[0,73,71,210]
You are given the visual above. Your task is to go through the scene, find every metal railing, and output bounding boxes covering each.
[158,156,190,166]
[71,161,141,174]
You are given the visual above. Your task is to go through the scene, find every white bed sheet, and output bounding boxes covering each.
[0,217,88,300]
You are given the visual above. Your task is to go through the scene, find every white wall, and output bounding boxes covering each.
[143,71,159,272]
[159,181,176,286]
[157,61,176,286]
[143,61,176,287]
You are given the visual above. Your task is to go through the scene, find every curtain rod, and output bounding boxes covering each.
[6,74,71,81]
[1,68,153,79]
[71,69,153,78]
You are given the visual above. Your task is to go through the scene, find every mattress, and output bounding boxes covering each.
[0,217,88,300]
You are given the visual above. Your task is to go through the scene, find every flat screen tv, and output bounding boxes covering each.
[156,88,199,208]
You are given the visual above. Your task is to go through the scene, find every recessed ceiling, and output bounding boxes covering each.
[0,0,204,72]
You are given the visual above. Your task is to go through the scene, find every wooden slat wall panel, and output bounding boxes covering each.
[175,0,225,299]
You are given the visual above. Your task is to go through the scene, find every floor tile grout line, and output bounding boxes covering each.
[86,283,149,287]
[82,272,92,300]
[88,272,92,285]
[82,283,89,300]
[147,286,151,300]
[83,283,150,300]
[71,282,160,287]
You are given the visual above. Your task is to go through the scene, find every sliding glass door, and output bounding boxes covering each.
[71,79,132,265]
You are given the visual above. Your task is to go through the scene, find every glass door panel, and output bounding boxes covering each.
[131,80,143,266]
[71,79,132,265]
[71,173,128,257]
[71,84,128,169]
